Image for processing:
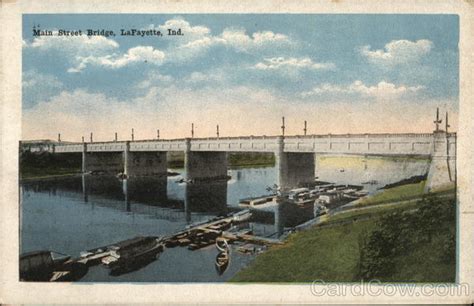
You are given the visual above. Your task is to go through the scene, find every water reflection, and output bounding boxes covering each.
[185,181,228,216]
[109,254,159,277]
[21,172,310,242]
[21,154,430,239]
[20,157,431,282]
[22,174,231,224]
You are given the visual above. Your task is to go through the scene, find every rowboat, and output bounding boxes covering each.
[215,237,229,252]
[215,251,230,275]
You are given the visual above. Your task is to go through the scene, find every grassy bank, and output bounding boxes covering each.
[169,153,275,168]
[228,152,275,168]
[356,181,427,206]
[231,193,456,283]
[232,219,378,282]
[21,168,82,180]
[20,151,82,180]
[355,180,455,207]
[21,152,275,179]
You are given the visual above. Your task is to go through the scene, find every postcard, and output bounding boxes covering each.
[1,0,473,304]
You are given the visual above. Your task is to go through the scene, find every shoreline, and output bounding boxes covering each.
[20,162,276,181]
[229,184,456,283]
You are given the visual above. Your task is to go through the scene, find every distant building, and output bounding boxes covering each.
[20,140,58,153]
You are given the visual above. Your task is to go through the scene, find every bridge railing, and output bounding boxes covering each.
[284,133,435,139]
[27,132,457,154]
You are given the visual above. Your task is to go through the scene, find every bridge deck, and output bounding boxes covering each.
[49,133,456,156]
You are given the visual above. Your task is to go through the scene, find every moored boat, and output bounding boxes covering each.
[215,251,230,275]
[49,261,89,282]
[101,236,164,270]
[20,250,71,281]
[215,237,229,252]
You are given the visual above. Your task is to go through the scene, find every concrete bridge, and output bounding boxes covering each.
[24,131,456,192]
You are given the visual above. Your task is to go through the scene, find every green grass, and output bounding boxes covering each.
[231,219,378,283]
[230,202,408,283]
[231,194,456,283]
[356,181,427,206]
[324,200,420,224]
[20,151,82,180]
[20,166,81,180]
[228,153,275,168]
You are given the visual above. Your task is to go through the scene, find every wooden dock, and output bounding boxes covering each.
[41,209,283,282]
[160,209,282,249]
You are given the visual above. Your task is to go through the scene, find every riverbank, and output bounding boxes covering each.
[20,152,275,180]
[230,186,456,283]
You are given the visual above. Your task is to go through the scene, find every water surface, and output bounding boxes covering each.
[20,156,429,282]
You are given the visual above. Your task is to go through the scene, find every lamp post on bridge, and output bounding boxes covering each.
[191,123,194,138]
[434,107,442,132]
[131,128,134,141]
[58,133,61,142]
[115,132,118,142]
[82,136,84,143]
[157,129,160,140]
[281,117,285,137]
[303,120,307,136]
[445,112,450,133]
[216,124,220,138]
[90,132,93,143]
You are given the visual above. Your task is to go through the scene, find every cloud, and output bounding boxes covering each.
[219,29,291,51]
[23,69,63,89]
[350,80,423,97]
[22,70,64,108]
[157,18,295,62]
[24,30,119,54]
[135,71,174,89]
[175,28,291,52]
[254,57,335,71]
[25,19,295,73]
[147,18,211,39]
[302,80,423,99]
[142,18,293,63]
[360,39,433,65]
[171,27,293,61]
[68,46,166,72]
[22,84,457,141]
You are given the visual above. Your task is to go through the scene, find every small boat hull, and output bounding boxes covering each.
[215,237,230,252]
[101,237,164,272]
[215,251,230,275]
[20,251,71,282]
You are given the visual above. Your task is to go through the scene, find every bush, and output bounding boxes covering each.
[358,196,456,281]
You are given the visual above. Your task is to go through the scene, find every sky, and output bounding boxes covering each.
[22,14,459,141]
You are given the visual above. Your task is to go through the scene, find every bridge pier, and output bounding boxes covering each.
[276,136,315,190]
[425,132,456,192]
[185,139,228,182]
[123,141,168,177]
[82,151,124,174]
[125,151,168,177]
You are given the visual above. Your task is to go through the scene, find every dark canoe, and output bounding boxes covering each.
[20,251,71,281]
[102,236,164,270]
[50,261,89,282]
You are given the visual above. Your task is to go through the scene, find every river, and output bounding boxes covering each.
[20,155,429,282]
